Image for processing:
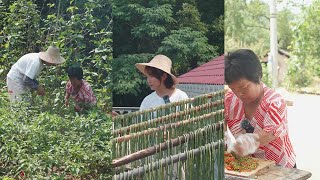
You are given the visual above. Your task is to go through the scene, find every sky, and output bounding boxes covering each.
[262,0,313,13]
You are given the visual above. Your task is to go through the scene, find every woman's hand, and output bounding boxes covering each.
[232,133,260,157]
[112,111,119,117]
[64,94,70,106]
[256,130,277,145]
[37,85,45,96]
[75,105,82,112]
[64,99,69,107]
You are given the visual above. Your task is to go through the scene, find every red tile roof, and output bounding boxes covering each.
[178,55,224,85]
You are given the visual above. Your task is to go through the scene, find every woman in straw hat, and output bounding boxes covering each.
[6,46,65,102]
[136,54,188,179]
[136,54,188,111]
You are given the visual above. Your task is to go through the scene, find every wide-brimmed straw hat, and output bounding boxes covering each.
[135,54,178,84]
[39,46,65,64]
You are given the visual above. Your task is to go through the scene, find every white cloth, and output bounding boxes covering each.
[6,77,26,102]
[140,89,189,111]
[6,53,44,101]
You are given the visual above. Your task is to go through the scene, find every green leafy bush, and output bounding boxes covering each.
[261,63,272,87]
[0,88,113,179]
[112,1,223,106]
[0,0,113,111]
[0,1,113,178]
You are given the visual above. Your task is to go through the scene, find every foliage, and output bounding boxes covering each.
[41,0,113,111]
[277,9,294,50]
[0,0,113,178]
[225,0,294,55]
[112,1,175,54]
[158,27,218,74]
[0,88,113,179]
[225,0,270,55]
[111,53,154,106]
[225,0,305,90]
[287,56,313,90]
[261,63,272,87]
[0,0,40,69]
[176,3,208,33]
[0,0,113,111]
[288,1,320,89]
[197,0,224,54]
[112,0,223,106]
[209,15,224,54]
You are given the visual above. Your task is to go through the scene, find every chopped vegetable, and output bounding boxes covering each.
[224,152,259,172]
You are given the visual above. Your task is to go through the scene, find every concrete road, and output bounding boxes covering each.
[287,93,319,180]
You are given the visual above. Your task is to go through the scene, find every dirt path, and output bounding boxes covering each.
[287,93,319,180]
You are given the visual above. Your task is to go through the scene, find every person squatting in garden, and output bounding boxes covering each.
[6,46,66,102]
[224,49,296,168]
[64,65,96,112]
[136,54,188,180]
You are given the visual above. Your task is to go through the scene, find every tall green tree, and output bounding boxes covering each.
[112,1,176,55]
[288,1,320,88]
[1,0,40,67]
[112,0,223,106]
[197,0,224,55]
[225,0,270,55]
[277,9,294,50]
[158,27,217,74]
[225,0,294,55]
[111,53,154,106]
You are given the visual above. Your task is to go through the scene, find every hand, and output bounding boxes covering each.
[37,85,45,96]
[232,133,260,157]
[74,105,82,112]
[111,111,119,117]
[64,100,69,107]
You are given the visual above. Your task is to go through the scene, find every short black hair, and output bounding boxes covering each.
[145,66,174,89]
[67,65,83,80]
[225,49,262,84]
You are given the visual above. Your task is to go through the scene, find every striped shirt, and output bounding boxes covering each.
[225,83,296,167]
[65,80,96,105]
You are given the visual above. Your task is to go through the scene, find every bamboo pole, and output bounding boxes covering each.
[113,100,224,135]
[113,140,223,180]
[113,110,224,143]
[112,121,223,167]
[112,91,224,123]
[112,91,225,179]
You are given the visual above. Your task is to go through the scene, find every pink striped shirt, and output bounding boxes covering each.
[225,83,296,167]
[65,80,96,105]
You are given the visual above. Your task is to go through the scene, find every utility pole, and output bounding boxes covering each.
[270,0,278,89]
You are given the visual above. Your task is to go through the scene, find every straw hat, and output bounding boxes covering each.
[39,46,65,64]
[135,54,178,84]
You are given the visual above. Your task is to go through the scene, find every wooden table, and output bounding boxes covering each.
[225,166,312,180]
